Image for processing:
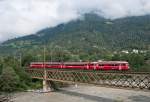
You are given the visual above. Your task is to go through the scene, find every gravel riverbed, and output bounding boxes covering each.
[11,85,150,102]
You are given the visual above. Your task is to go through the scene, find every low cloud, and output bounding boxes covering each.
[0,0,150,41]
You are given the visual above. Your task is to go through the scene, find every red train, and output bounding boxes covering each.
[30,61,129,70]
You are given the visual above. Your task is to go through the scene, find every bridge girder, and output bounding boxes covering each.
[26,69,150,90]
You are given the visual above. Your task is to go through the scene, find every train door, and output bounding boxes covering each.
[119,64,122,70]
[99,64,104,70]
[122,63,129,70]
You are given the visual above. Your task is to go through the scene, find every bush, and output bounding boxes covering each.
[0,66,20,92]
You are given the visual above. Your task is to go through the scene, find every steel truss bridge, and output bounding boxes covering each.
[26,69,150,91]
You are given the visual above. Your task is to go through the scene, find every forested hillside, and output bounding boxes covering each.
[1,14,150,54]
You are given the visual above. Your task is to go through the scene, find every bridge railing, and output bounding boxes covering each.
[26,69,150,90]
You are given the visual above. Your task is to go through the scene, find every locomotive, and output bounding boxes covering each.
[30,61,129,70]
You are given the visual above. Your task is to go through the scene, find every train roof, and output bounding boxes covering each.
[31,62,62,64]
[97,61,128,64]
[31,61,128,65]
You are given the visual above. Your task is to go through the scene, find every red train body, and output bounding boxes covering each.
[30,61,129,70]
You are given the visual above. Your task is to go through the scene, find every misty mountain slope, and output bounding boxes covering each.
[0,14,150,55]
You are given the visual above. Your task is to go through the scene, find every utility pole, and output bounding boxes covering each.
[44,45,46,66]
[43,45,48,92]
[50,45,53,64]
[13,55,16,65]
[20,53,22,68]
[18,47,22,68]
[60,47,63,62]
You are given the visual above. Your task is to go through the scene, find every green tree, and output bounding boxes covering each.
[128,53,145,71]
[22,54,34,66]
[0,66,20,92]
[13,65,32,89]
[112,54,121,61]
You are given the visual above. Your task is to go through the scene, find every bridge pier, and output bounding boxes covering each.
[42,70,58,92]
[43,80,59,92]
[42,69,51,92]
[43,79,49,92]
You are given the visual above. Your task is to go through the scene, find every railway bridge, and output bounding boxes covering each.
[26,69,150,92]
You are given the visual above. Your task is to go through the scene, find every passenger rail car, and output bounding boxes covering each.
[30,61,129,70]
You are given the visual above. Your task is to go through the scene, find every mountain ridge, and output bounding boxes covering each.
[0,13,150,55]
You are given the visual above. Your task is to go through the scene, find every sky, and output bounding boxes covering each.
[0,0,150,42]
